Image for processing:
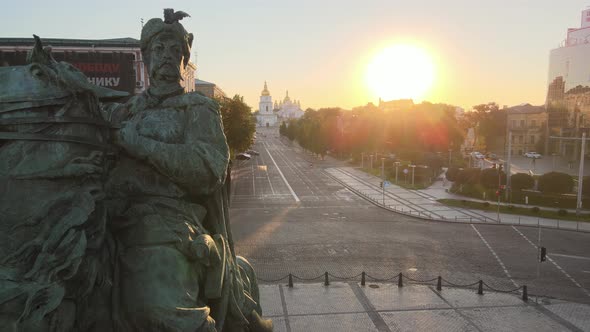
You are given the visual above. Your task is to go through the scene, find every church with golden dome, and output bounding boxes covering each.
[256,82,304,126]
[256,81,278,127]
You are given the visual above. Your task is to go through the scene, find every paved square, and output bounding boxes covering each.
[259,284,284,317]
[460,306,568,332]
[438,287,525,308]
[381,309,478,332]
[283,283,364,315]
[545,302,590,331]
[289,313,378,332]
[360,284,449,311]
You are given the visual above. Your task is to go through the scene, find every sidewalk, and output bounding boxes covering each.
[324,167,590,232]
[259,281,590,331]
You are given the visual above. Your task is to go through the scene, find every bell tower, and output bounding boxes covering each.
[259,81,273,115]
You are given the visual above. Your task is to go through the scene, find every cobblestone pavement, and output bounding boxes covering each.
[259,282,590,332]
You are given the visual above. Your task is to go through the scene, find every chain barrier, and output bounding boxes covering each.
[291,274,325,281]
[257,275,289,283]
[364,273,400,282]
[258,272,527,301]
[440,277,482,288]
[482,281,523,294]
[327,272,364,280]
[403,275,439,284]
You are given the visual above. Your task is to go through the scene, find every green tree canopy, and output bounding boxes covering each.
[480,168,506,189]
[219,95,256,156]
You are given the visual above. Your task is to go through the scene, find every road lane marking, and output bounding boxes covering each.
[511,226,590,297]
[550,253,590,261]
[265,146,300,202]
[471,224,519,288]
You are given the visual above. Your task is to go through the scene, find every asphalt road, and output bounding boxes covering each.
[230,127,590,304]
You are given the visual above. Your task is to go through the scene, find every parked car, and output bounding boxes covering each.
[524,152,542,159]
[471,151,485,159]
[236,153,251,160]
[246,149,260,156]
[486,153,498,160]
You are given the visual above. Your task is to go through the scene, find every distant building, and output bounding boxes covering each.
[194,79,226,99]
[275,90,304,120]
[0,36,196,96]
[257,82,278,127]
[506,104,547,156]
[547,8,590,110]
[545,8,590,159]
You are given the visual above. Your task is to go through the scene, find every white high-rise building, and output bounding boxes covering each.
[547,7,590,111]
[257,81,278,127]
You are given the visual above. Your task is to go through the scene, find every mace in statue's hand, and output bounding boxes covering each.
[189,234,222,267]
[113,121,150,160]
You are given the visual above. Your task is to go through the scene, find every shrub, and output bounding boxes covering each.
[511,173,535,191]
[558,209,567,216]
[455,168,481,185]
[531,206,540,213]
[583,176,590,196]
[482,202,490,208]
[446,167,461,182]
[538,172,574,194]
[480,168,507,189]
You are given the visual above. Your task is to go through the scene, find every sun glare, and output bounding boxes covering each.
[366,44,435,102]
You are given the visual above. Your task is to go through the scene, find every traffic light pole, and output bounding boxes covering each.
[506,132,512,201]
[577,133,586,215]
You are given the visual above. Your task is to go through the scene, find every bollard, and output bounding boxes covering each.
[398,273,403,288]
[324,272,329,286]
[288,273,293,288]
[522,285,528,302]
[436,276,442,291]
[477,280,483,295]
[361,272,366,286]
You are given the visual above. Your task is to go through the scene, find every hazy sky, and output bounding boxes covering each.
[2,1,589,110]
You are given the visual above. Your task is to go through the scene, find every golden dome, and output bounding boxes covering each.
[261,81,270,96]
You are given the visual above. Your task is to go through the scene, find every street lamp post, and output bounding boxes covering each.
[448,148,452,167]
[577,132,586,215]
[361,152,364,168]
[394,161,401,183]
[381,158,385,180]
[410,164,416,188]
[370,155,374,170]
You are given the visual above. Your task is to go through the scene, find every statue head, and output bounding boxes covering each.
[141,9,193,87]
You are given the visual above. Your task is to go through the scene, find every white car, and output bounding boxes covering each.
[471,152,485,159]
[524,152,542,159]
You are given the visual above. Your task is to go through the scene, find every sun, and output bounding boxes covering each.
[366,44,435,102]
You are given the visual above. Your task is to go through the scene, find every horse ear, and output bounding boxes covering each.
[26,35,55,65]
[187,33,194,50]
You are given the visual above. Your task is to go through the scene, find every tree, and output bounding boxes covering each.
[219,95,256,156]
[538,172,574,194]
[446,167,461,182]
[480,168,506,189]
[455,168,481,185]
[510,173,535,191]
[582,176,590,196]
